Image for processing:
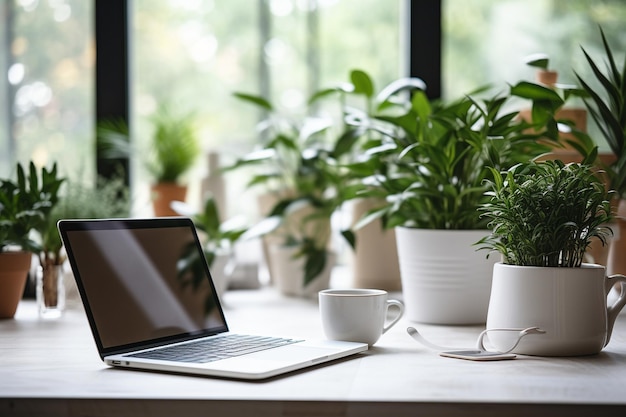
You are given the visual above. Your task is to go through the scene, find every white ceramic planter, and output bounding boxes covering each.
[487,263,626,356]
[209,253,231,300]
[268,245,335,298]
[395,227,496,324]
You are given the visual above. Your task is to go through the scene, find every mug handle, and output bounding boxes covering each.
[605,274,626,347]
[382,300,404,334]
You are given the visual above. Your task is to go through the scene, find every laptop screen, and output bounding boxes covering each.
[59,218,228,356]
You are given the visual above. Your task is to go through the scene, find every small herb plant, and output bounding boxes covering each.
[98,107,201,185]
[147,105,201,184]
[478,158,613,267]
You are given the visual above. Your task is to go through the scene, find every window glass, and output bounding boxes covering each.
[131,0,402,217]
[443,0,626,150]
[1,0,94,179]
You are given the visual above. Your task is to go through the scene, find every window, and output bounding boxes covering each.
[442,0,626,150]
[0,0,94,179]
[3,1,624,197]
[130,0,404,215]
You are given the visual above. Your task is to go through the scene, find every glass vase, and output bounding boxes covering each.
[36,264,66,319]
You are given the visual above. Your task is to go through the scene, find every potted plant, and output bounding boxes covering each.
[173,195,247,300]
[349,78,563,324]
[574,27,626,275]
[519,53,589,156]
[315,69,426,291]
[228,92,357,297]
[37,175,130,316]
[147,105,201,216]
[478,158,626,356]
[0,162,64,319]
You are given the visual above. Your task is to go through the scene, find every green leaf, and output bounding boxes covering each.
[340,229,356,250]
[308,87,342,105]
[510,81,564,106]
[233,92,273,111]
[524,53,549,69]
[350,69,374,97]
[411,90,431,120]
[303,248,327,286]
[332,128,362,159]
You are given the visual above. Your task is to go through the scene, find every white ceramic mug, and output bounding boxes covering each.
[319,289,404,346]
[486,263,626,356]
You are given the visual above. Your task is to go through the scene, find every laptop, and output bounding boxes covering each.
[58,217,367,380]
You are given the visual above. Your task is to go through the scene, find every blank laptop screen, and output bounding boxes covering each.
[62,220,227,351]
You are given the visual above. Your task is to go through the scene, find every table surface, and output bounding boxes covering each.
[2,286,626,417]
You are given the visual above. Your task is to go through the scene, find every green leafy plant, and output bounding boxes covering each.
[228,92,358,286]
[510,51,599,157]
[0,162,64,253]
[478,158,613,267]
[349,73,560,231]
[575,27,626,199]
[39,176,130,269]
[176,196,247,272]
[175,196,247,313]
[147,105,201,184]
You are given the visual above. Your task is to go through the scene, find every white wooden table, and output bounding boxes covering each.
[2,287,626,417]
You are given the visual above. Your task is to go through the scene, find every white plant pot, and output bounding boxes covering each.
[268,245,335,298]
[395,227,496,324]
[209,253,231,301]
[487,262,626,356]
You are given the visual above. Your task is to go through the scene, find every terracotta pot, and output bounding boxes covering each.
[0,252,32,319]
[536,69,558,87]
[151,182,187,217]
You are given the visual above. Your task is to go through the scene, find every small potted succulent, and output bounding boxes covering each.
[478,157,626,356]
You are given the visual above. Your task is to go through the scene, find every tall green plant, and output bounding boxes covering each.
[478,158,613,267]
[575,27,626,199]
[229,93,358,285]
[349,75,558,230]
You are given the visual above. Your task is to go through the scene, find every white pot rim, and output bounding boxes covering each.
[395,226,490,234]
[495,262,604,270]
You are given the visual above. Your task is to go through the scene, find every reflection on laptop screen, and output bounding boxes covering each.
[64,222,227,349]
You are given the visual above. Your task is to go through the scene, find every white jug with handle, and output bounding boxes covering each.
[486,263,626,356]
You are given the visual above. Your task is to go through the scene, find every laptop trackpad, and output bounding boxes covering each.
[204,344,342,374]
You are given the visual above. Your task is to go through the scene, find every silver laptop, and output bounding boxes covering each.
[58,217,367,380]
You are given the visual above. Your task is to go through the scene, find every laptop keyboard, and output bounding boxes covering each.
[127,334,302,363]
